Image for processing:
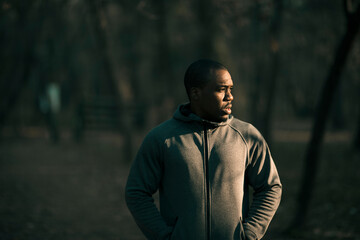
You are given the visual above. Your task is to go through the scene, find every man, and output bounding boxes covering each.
[125,59,282,240]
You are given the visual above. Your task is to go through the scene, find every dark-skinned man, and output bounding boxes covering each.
[125,59,282,240]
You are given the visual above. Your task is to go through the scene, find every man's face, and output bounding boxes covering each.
[194,69,234,122]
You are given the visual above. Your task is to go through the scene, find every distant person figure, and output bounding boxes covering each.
[125,59,282,240]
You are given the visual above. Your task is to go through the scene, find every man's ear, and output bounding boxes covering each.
[190,87,201,101]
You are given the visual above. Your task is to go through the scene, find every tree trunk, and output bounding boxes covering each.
[249,1,264,130]
[88,0,135,161]
[262,0,283,144]
[197,0,218,59]
[0,2,41,134]
[88,0,117,96]
[290,2,360,229]
[154,0,176,122]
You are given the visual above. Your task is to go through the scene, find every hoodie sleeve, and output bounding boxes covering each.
[243,126,282,240]
[125,131,173,240]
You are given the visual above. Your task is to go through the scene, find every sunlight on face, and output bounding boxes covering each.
[196,69,234,122]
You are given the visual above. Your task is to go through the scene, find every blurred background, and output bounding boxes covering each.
[0,0,360,239]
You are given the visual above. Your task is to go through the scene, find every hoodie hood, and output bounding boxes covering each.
[173,103,233,127]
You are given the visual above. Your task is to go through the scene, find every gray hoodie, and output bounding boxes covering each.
[125,104,282,240]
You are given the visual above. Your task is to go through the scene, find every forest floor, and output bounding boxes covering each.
[0,127,359,240]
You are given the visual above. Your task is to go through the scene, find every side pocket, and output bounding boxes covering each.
[239,217,245,240]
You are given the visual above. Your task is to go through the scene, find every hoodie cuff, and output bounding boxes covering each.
[244,229,258,240]
[160,226,173,240]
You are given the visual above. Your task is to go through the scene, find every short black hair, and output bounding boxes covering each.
[184,59,228,99]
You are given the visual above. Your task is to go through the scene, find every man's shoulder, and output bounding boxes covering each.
[229,117,264,142]
[145,118,182,140]
[229,118,256,134]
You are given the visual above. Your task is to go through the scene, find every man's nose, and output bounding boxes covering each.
[225,90,233,101]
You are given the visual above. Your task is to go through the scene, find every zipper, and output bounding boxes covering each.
[203,124,211,240]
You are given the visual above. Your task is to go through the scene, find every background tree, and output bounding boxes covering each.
[0,2,40,133]
[290,0,360,230]
[261,0,283,144]
[1,0,360,239]
[197,0,219,59]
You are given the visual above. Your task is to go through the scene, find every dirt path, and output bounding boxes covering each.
[0,131,359,239]
[0,135,143,239]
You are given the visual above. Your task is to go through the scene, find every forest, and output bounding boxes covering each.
[0,0,360,239]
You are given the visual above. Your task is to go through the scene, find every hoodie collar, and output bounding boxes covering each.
[173,103,233,127]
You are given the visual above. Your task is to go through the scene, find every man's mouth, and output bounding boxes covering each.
[223,104,232,115]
